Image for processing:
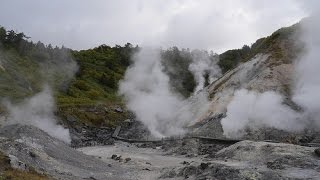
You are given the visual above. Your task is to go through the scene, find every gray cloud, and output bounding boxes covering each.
[0,0,310,52]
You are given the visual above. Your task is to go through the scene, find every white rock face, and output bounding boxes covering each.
[205,54,293,117]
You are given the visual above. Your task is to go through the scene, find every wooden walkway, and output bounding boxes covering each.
[111,126,320,147]
[112,126,241,145]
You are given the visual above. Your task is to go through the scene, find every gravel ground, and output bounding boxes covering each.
[79,141,203,180]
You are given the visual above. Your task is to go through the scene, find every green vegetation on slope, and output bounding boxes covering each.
[57,44,139,127]
[161,47,196,97]
[218,23,302,73]
[0,26,139,126]
[57,43,139,106]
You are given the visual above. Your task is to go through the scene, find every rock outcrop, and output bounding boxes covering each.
[0,124,131,180]
[161,140,320,179]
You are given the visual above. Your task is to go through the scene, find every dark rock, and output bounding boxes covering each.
[118,119,151,140]
[139,143,147,148]
[143,168,151,171]
[314,148,320,157]
[181,165,198,178]
[115,156,122,161]
[111,154,118,159]
[66,115,77,123]
[200,162,210,170]
[266,160,285,170]
[125,158,131,163]
[181,161,189,165]
[299,135,315,143]
[29,151,36,158]
[70,125,114,148]
[180,151,187,155]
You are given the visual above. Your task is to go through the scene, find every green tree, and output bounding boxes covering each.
[100,73,116,88]
[0,27,6,43]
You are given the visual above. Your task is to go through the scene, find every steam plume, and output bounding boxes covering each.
[119,48,210,138]
[189,50,221,93]
[1,48,78,143]
[4,86,71,143]
[292,16,320,129]
[221,89,303,138]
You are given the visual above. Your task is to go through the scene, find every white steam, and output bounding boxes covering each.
[189,50,221,93]
[119,48,210,138]
[4,86,71,143]
[221,89,304,138]
[292,16,320,128]
[0,48,78,143]
[221,15,320,138]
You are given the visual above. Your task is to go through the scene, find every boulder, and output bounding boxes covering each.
[314,148,320,157]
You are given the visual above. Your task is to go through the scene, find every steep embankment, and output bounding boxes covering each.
[191,23,309,141]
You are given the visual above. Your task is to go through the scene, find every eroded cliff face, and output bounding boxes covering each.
[206,53,295,116]
[191,24,310,140]
[207,23,302,118]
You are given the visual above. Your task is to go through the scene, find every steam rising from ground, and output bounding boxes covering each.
[119,48,210,137]
[1,49,78,143]
[292,16,320,128]
[222,15,320,138]
[189,50,221,92]
[4,86,71,143]
[221,89,304,138]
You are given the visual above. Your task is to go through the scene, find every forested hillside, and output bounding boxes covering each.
[0,26,139,126]
[0,24,299,127]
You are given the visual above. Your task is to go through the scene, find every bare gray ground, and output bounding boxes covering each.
[79,141,202,180]
[1,125,320,180]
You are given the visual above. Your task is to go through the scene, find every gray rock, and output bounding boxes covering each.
[159,169,177,178]
[0,124,130,180]
[266,160,285,170]
[123,119,132,123]
[124,158,131,163]
[9,154,27,171]
[114,107,123,113]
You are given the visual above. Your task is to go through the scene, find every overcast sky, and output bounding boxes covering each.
[0,0,314,53]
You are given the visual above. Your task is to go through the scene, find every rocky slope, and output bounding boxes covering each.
[0,124,132,180]
[190,24,317,142]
